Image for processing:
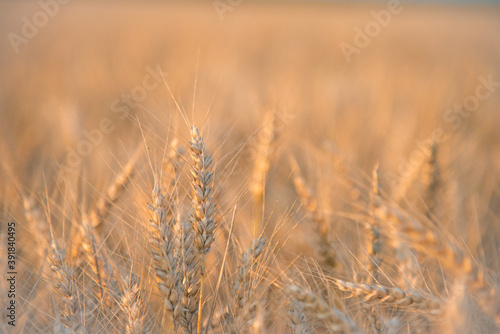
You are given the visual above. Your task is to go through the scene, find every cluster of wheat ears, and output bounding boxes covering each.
[7,108,498,334]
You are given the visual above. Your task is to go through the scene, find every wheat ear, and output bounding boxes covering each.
[147,180,183,326]
[288,299,312,334]
[121,274,149,334]
[290,156,336,268]
[48,240,85,333]
[374,196,500,324]
[372,195,471,273]
[367,163,382,282]
[286,285,358,333]
[188,125,218,334]
[230,238,266,331]
[422,141,440,222]
[79,219,120,308]
[333,279,442,314]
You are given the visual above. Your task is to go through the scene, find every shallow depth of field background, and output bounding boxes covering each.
[1,0,500,333]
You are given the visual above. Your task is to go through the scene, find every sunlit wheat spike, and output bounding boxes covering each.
[188,125,217,256]
[147,179,183,328]
[188,125,218,334]
[178,220,200,334]
[333,279,442,314]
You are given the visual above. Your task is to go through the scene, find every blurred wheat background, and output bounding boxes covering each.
[1,1,500,333]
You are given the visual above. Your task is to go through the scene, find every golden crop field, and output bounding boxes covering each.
[1,1,500,333]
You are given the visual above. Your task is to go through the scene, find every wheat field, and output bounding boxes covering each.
[1,1,500,333]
